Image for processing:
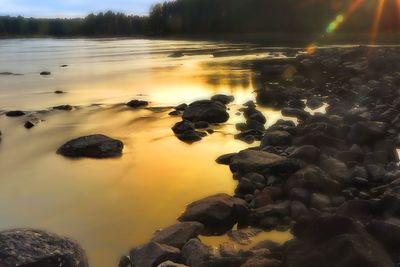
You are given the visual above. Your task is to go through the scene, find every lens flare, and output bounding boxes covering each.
[371,0,386,44]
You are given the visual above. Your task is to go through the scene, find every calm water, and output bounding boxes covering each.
[0,38,291,267]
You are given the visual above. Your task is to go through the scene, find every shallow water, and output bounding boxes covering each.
[0,38,292,266]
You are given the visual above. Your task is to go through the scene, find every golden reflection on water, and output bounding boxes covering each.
[0,39,292,267]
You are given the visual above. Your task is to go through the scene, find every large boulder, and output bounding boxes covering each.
[181,239,212,267]
[57,134,123,158]
[285,215,396,267]
[151,222,204,249]
[0,229,88,267]
[183,100,229,123]
[130,242,180,267]
[178,194,248,234]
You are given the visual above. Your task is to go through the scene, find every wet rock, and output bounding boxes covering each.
[6,110,25,117]
[57,134,123,158]
[285,215,395,267]
[194,121,209,129]
[0,229,88,267]
[24,119,40,129]
[130,242,180,267]
[181,239,211,267]
[60,64,68,67]
[211,94,235,105]
[216,153,237,165]
[176,130,205,143]
[290,200,309,220]
[319,157,350,184]
[53,105,73,111]
[227,228,262,245]
[127,100,149,108]
[183,100,229,123]
[310,193,331,210]
[172,120,195,134]
[175,104,188,111]
[366,219,400,258]
[158,261,188,267]
[281,108,310,121]
[40,71,51,75]
[152,222,204,249]
[348,121,388,144]
[236,178,256,195]
[54,90,65,94]
[260,131,292,148]
[178,194,248,234]
[219,242,238,257]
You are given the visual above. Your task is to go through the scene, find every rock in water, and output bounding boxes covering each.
[130,242,180,267]
[126,100,149,108]
[40,71,51,75]
[211,94,235,105]
[57,134,123,158]
[183,100,229,123]
[151,222,204,248]
[0,229,88,267]
[53,105,73,111]
[6,110,25,117]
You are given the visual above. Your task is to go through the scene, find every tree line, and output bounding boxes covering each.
[1,0,399,37]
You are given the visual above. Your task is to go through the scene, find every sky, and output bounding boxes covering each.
[0,0,161,17]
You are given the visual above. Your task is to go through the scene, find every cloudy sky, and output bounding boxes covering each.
[0,0,160,17]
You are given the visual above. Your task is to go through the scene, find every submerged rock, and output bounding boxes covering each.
[40,71,51,75]
[53,105,73,111]
[0,229,88,267]
[57,134,123,158]
[183,100,229,123]
[211,94,235,105]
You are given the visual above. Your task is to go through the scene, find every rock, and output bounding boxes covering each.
[169,51,184,58]
[236,178,256,195]
[57,134,123,158]
[152,222,204,249]
[211,94,235,105]
[54,90,65,94]
[178,194,248,234]
[130,242,180,267]
[310,193,331,210]
[366,219,400,257]
[319,157,350,184]
[229,149,288,174]
[260,131,292,148]
[194,121,209,129]
[175,104,188,111]
[6,110,25,117]
[282,108,310,121]
[216,153,237,165]
[290,200,309,220]
[60,64,68,67]
[241,256,281,267]
[181,239,211,267]
[183,100,229,123]
[40,71,51,75]
[0,229,88,267]
[285,215,395,267]
[172,121,195,134]
[24,120,37,129]
[219,242,238,257]
[227,228,262,245]
[118,255,131,267]
[158,261,188,267]
[306,97,324,110]
[176,130,205,143]
[348,121,388,144]
[53,105,73,111]
[127,100,149,108]
[288,145,320,163]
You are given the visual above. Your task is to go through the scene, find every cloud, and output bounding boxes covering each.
[0,0,159,17]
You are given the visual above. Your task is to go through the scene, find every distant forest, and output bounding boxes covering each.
[1,0,400,36]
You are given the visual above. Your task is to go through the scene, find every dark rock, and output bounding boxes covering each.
[236,178,257,195]
[348,121,388,144]
[181,239,211,267]
[241,256,281,267]
[172,121,194,134]
[176,131,205,143]
[306,97,324,110]
[216,153,237,165]
[158,261,188,267]
[0,229,88,267]
[169,111,182,116]
[175,104,188,111]
[219,242,238,257]
[152,222,204,249]
[288,145,320,163]
[118,255,131,267]
[178,194,248,234]
[290,200,309,220]
[57,134,123,158]
[310,193,331,210]
[6,110,25,117]
[282,108,310,121]
[183,100,229,123]
[194,121,209,129]
[169,51,184,58]
[319,157,350,184]
[261,131,292,148]
[285,215,395,267]
[24,119,38,129]
[229,149,287,174]
[53,105,73,111]
[366,219,400,257]
[211,94,235,105]
[127,100,149,108]
[130,242,180,267]
[40,71,51,75]
[60,65,68,67]
[54,90,65,94]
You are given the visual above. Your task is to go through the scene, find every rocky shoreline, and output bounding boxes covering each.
[2,45,400,267]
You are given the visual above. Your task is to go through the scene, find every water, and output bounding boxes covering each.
[0,38,290,267]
